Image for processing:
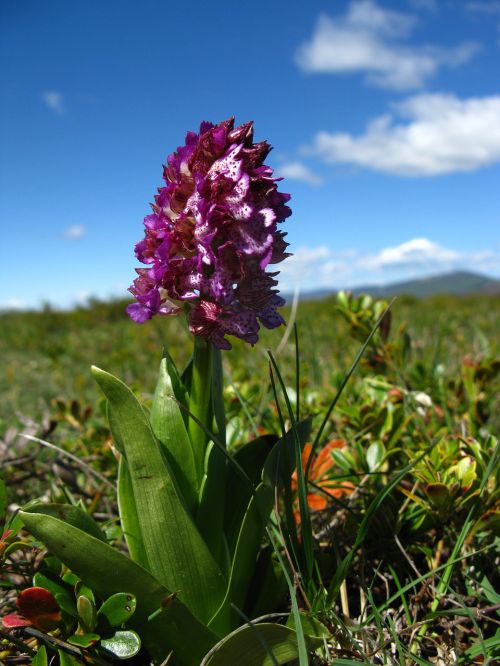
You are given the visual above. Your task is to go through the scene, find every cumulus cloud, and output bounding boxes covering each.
[63,225,86,240]
[277,246,354,292]
[278,161,323,186]
[296,1,478,90]
[42,91,65,115]
[310,93,500,176]
[361,238,459,270]
[276,239,499,292]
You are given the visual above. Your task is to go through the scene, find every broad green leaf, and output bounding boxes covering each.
[224,435,277,555]
[108,402,125,455]
[210,483,274,633]
[29,503,106,542]
[286,612,331,639]
[210,423,311,633]
[201,623,320,665]
[19,508,219,665]
[101,630,141,659]
[151,357,198,513]
[162,347,189,410]
[245,549,287,620]
[55,592,78,618]
[196,441,227,567]
[92,366,227,625]
[117,456,148,568]
[98,592,136,627]
[31,645,48,666]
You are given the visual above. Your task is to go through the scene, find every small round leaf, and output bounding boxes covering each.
[100,630,141,659]
[98,593,136,627]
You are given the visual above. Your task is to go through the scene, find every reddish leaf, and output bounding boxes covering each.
[17,587,61,631]
[2,612,32,628]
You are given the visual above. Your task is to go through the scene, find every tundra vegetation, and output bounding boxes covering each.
[0,291,498,665]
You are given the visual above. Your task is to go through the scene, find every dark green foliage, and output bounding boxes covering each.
[0,293,498,664]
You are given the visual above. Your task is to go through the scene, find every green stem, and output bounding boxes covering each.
[188,336,214,486]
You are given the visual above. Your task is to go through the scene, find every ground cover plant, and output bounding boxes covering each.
[0,119,499,665]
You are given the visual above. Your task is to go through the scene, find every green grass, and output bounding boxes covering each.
[0,292,499,664]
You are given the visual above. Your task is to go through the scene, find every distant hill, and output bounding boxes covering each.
[287,271,500,302]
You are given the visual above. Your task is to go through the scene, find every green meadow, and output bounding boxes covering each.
[1,292,499,664]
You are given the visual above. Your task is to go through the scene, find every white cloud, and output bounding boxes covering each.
[277,246,351,292]
[362,238,459,270]
[310,93,500,176]
[296,1,478,90]
[276,239,499,292]
[63,225,86,240]
[278,161,323,186]
[42,91,65,115]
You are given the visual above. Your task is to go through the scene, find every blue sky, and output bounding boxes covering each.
[1,0,499,309]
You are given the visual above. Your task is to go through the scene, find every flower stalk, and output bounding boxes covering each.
[188,335,215,486]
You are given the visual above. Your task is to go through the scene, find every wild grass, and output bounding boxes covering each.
[0,292,499,664]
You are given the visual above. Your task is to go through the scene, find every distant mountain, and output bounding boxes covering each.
[352,271,500,298]
[285,271,500,302]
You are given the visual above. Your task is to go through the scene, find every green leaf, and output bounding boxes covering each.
[186,338,214,484]
[210,423,311,633]
[201,623,320,665]
[196,440,228,568]
[366,441,385,472]
[33,572,76,617]
[19,508,219,665]
[32,645,48,666]
[162,347,189,410]
[68,632,100,648]
[98,592,136,627]
[77,595,97,633]
[262,419,312,489]
[210,484,273,633]
[268,353,314,580]
[58,650,82,666]
[92,366,227,625]
[462,632,500,661]
[117,457,149,568]
[286,612,331,639]
[76,582,95,604]
[28,503,107,542]
[151,357,198,513]
[0,473,7,524]
[224,435,277,556]
[55,592,78,618]
[196,346,228,563]
[100,630,141,659]
[211,347,226,446]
